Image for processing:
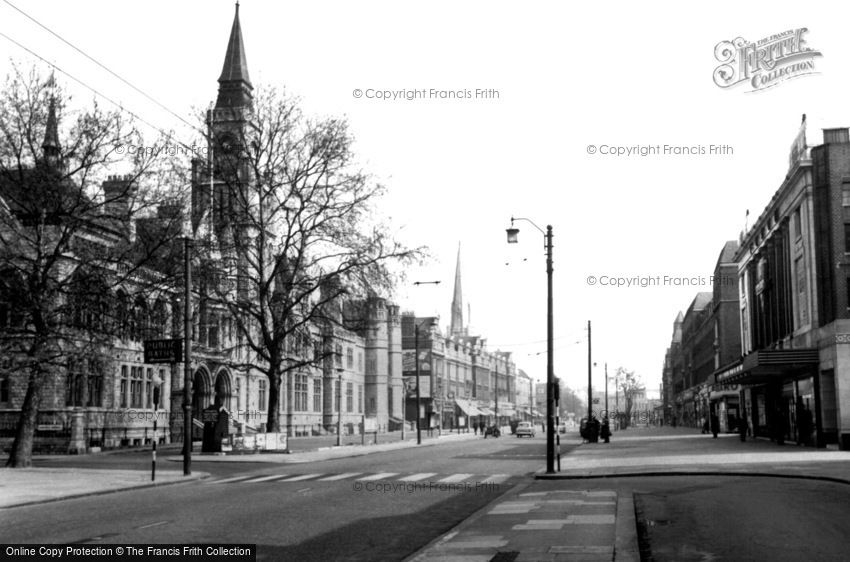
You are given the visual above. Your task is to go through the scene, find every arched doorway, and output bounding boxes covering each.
[191,368,211,439]
[214,369,232,410]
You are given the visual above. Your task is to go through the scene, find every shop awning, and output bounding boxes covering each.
[455,398,484,416]
[720,348,819,385]
[478,407,494,416]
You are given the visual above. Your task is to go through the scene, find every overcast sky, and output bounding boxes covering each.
[1,0,845,398]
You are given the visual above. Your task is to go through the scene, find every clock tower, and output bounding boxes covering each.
[194,2,255,236]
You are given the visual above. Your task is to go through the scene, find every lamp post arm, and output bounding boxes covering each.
[510,216,546,236]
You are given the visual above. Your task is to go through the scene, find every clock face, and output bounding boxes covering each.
[218,133,236,154]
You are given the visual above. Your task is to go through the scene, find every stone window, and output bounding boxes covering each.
[313,379,322,412]
[294,374,308,412]
[258,379,267,411]
[120,365,129,408]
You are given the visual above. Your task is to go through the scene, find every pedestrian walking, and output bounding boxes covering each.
[710,412,720,438]
[588,415,600,443]
[601,416,611,444]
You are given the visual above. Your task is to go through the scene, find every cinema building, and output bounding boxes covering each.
[718,117,850,448]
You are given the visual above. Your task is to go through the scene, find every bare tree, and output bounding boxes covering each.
[615,367,643,430]
[199,86,424,433]
[0,65,182,467]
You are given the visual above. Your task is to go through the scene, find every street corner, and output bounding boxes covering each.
[0,468,210,509]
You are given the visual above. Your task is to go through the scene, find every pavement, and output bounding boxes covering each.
[164,428,480,464]
[407,425,850,561]
[0,468,209,509]
[539,425,850,482]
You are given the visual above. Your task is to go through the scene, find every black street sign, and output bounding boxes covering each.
[144,338,183,364]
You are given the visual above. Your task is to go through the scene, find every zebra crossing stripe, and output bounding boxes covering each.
[240,474,293,483]
[276,473,323,482]
[479,474,511,484]
[356,473,399,481]
[398,473,438,482]
[437,473,475,483]
[209,475,256,484]
[317,473,363,481]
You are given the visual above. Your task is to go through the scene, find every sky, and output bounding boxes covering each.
[1,0,845,398]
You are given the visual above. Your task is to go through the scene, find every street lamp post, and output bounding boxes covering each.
[337,368,344,447]
[411,281,440,445]
[415,321,422,445]
[604,362,608,418]
[182,236,193,476]
[151,372,162,482]
[506,217,555,474]
[587,320,592,422]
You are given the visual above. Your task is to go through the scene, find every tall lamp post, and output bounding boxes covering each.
[412,281,440,445]
[336,367,344,447]
[182,236,193,476]
[151,372,162,482]
[604,362,608,418]
[506,217,555,474]
[587,320,592,422]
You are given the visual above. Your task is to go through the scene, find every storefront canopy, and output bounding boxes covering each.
[719,349,819,385]
[455,398,484,416]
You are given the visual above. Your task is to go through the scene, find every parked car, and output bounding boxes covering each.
[515,421,535,438]
[558,422,568,434]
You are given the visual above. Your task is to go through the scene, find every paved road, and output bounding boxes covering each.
[2,433,567,561]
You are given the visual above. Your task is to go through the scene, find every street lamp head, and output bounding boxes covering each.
[506,227,519,244]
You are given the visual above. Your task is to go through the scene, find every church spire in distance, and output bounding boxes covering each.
[42,74,62,169]
[450,243,465,336]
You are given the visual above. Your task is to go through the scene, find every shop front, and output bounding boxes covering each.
[709,383,741,433]
[718,348,822,446]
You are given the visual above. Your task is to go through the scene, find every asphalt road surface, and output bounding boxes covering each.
[2,433,564,561]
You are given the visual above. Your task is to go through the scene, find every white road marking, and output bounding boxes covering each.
[398,473,438,482]
[356,473,399,481]
[240,474,293,483]
[437,473,475,483]
[209,475,257,484]
[317,472,362,481]
[276,473,323,482]
[137,521,169,530]
[479,474,511,484]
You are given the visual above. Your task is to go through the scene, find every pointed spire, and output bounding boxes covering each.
[216,2,253,108]
[42,94,61,168]
[450,243,465,336]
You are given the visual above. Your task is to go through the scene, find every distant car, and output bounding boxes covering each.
[516,421,535,438]
[558,422,568,434]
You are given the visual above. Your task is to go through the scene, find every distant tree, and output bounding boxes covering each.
[199,86,425,433]
[615,367,644,429]
[0,65,181,467]
[557,383,584,421]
